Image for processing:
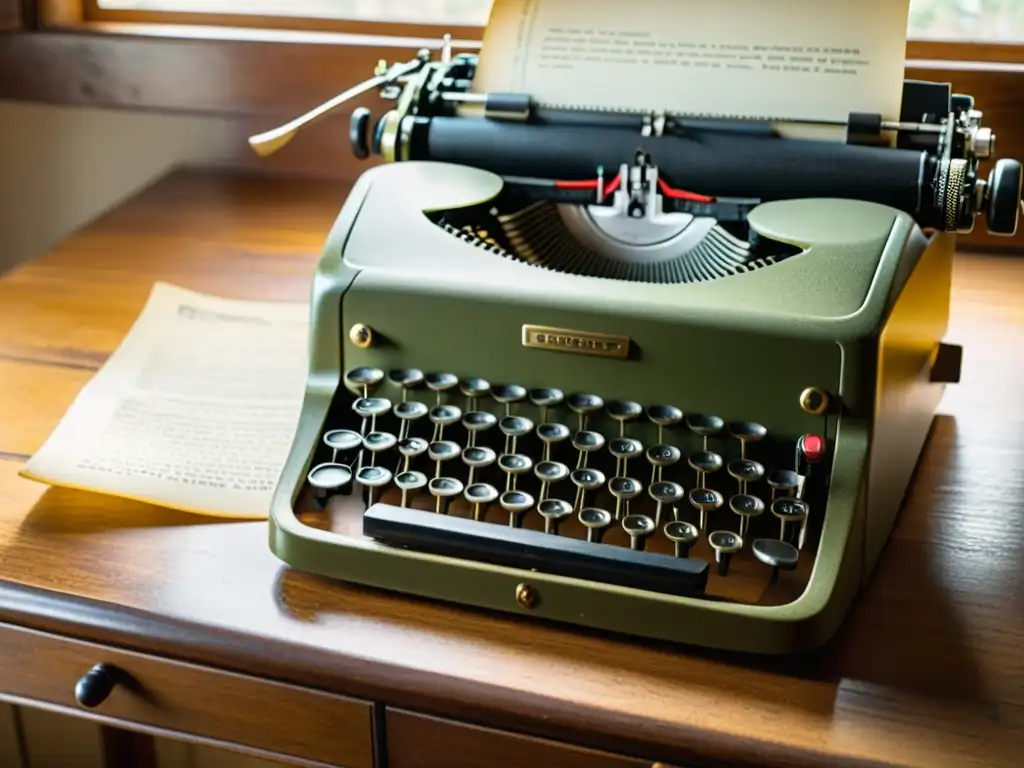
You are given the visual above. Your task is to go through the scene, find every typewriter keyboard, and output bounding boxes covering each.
[296,366,830,605]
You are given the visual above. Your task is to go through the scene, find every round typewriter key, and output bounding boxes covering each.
[501,490,536,528]
[353,396,392,419]
[609,436,644,476]
[462,445,496,485]
[363,431,397,460]
[428,440,461,462]
[572,429,605,452]
[606,400,643,435]
[730,493,765,537]
[753,538,800,584]
[398,436,428,458]
[460,377,491,408]
[499,415,534,454]
[323,429,362,461]
[664,520,700,558]
[388,368,424,391]
[708,530,743,576]
[579,507,612,543]
[771,497,809,544]
[306,462,352,507]
[728,458,765,485]
[728,420,767,447]
[397,436,429,472]
[462,445,497,467]
[570,468,605,489]
[647,404,683,442]
[344,366,384,395]
[688,450,724,475]
[395,470,427,507]
[567,393,603,429]
[534,460,569,483]
[687,413,725,438]
[570,467,606,511]
[529,387,564,422]
[498,453,533,473]
[621,514,656,551]
[428,476,464,514]
[767,468,800,495]
[646,443,681,484]
[465,482,499,520]
[462,410,497,431]
[537,498,572,535]
[394,400,428,420]
[572,430,606,470]
[428,404,462,425]
[609,437,643,457]
[428,403,462,442]
[609,476,642,519]
[425,372,459,405]
[649,480,684,525]
[534,460,569,500]
[690,487,724,530]
[356,465,392,507]
[428,440,461,479]
[536,422,571,460]
[492,384,527,416]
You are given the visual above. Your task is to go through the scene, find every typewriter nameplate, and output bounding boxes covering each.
[522,325,630,359]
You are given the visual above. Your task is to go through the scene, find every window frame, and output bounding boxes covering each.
[2,0,1022,252]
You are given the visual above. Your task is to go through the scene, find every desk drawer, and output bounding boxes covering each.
[386,709,673,768]
[0,621,374,768]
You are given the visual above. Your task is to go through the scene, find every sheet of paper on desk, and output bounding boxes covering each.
[473,0,911,134]
[20,283,309,519]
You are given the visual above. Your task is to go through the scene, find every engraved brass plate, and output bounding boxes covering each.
[521,325,630,359]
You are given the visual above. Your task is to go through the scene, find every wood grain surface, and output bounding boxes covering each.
[0,167,1021,768]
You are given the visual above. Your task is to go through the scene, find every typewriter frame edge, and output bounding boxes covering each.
[262,171,938,656]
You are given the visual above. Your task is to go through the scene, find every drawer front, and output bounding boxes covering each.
[386,709,674,768]
[0,621,374,768]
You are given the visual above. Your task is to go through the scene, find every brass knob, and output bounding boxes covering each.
[799,387,830,415]
[349,323,373,349]
[515,583,538,609]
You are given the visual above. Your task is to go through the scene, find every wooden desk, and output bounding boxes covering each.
[0,168,1021,768]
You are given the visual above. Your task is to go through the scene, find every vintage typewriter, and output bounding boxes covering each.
[250,37,1023,654]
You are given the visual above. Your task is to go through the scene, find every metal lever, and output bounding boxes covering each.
[247,52,429,158]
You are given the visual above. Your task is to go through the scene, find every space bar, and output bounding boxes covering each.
[362,504,709,597]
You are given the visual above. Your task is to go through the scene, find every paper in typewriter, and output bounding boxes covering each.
[474,0,912,128]
[21,283,309,519]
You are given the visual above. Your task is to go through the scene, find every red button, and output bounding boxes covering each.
[801,435,826,462]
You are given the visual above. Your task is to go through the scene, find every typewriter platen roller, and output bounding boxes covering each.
[253,39,1023,654]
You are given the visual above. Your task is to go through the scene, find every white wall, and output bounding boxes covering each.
[0,99,234,274]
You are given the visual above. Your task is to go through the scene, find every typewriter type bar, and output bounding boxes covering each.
[363,503,710,597]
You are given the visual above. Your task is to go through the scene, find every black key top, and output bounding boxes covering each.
[363,503,709,597]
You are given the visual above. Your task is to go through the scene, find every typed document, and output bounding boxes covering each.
[21,283,309,518]
[473,0,912,128]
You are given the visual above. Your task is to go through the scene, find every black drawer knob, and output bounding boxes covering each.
[75,663,116,708]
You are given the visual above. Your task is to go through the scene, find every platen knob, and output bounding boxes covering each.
[987,158,1023,236]
[74,663,117,708]
[349,107,371,159]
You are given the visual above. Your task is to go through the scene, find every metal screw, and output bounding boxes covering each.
[349,323,373,349]
[799,387,830,415]
[515,583,538,610]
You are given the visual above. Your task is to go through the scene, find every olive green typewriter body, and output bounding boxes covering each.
[268,161,958,654]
